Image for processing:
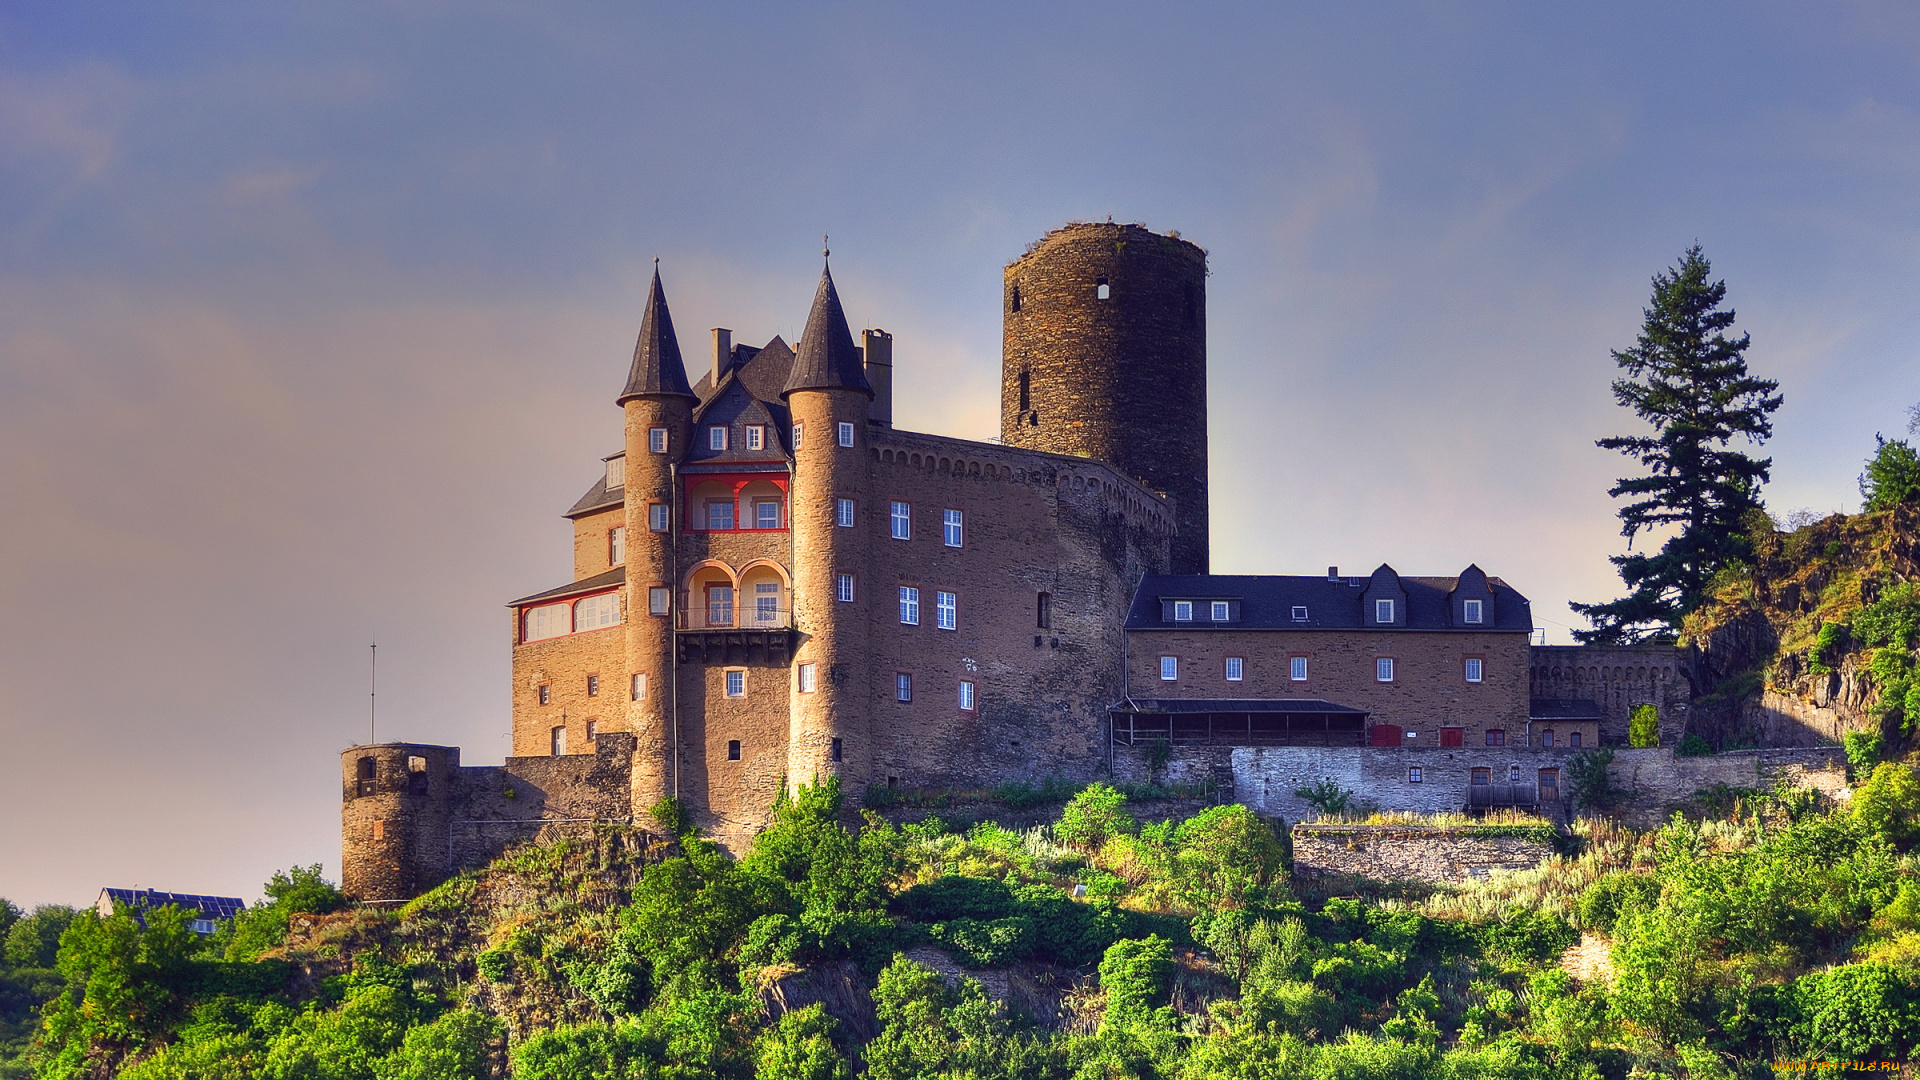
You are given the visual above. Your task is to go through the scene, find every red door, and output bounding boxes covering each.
[1369,724,1402,747]
[1439,727,1464,747]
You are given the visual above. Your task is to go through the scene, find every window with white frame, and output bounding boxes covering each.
[836,498,855,527]
[943,509,963,547]
[836,573,855,602]
[706,500,734,530]
[706,426,726,451]
[754,582,780,624]
[648,587,670,616]
[1225,656,1244,681]
[798,663,816,693]
[837,421,855,447]
[525,603,570,642]
[890,501,911,540]
[649,427,667,453]
[608,527,625,566]
[1376,657,1395,682]
[1290,656,1308,681]
[1464,658,1484,683]
[586,674,599,697]
[1211,601,1230,622]
[958,680,975,711]
[606,456,624,489]
[572,594,618,632]
[1173,600,1193,622]
[551,726,565,756]
[648,503,669,532]
[724,670,745,697]
[1463,599,1483,624]
[745,425,765,450]
[935,591,957,630]
[1376,598,1394,623]
[754,499,781,529]
[1159,656,1178,681]
[792,422,803,447]
[899,587,920,625]
[1291,605,1308,621]
[586,719,597,742]
[538,684,550,705]
[896,673,912,702]
[631,672,646,701]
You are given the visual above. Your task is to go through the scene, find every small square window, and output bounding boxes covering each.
[708,426,727,451]
[896,673,913,702]
[586,675,599,697]
[1159,656,1178,681]
[649,587,670,616]
[1510,765,1522,782]
[899,587,920,625]
[958,680,975,711]
[1290,656,1308,681]
[746,425,765,450]
[727,739,741,761]
[836,573,855,603]
[1291,605,1308,621]
[1486,730,1506,747]
[631,673,646,701]
[537,684,551,706]
[830,737,842,762]
[836,499,855,528]
[609,527,626,566]
[1464,658,1484,683]
[798,663,816,693]
[1376,657,1394,682]
[1570,731,1583,748]
[1463,599,1483,624]
[1211,601,1230,622]
[648,503,669,532]
[648,427,667,453]
[792,422,804,447]
[837,421,855,447]
[890,501,911,540]
[1408,767,1423,783]
[1225,656,1243,681]
[1095,278,1110,300]
[1376,599,1394,623]
[755,499,781,529]
[936,591,957,630]
[1173,600,1193,622]
[725,670,745,697]
[943,509,964,547]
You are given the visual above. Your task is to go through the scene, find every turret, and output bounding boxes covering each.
[782,262,874,796]
[339,743,458,901]
[617,267,696,806]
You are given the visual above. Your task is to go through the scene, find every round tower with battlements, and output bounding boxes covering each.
[1001,222,1209,574]
[339,743,457,902]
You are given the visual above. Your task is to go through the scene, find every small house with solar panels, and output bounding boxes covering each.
[95,888,246,935]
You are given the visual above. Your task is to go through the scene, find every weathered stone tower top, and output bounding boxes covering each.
[1001,222,1209,574]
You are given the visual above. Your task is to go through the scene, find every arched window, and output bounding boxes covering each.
[1095,277,1110,300]
[524,603,570,642]
[573,592,620,632]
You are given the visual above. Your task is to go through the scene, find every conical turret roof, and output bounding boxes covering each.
[617,268,696,404]
[781,264,873,399]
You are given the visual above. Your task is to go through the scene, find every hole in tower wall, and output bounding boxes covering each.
[1018,370,1030,412]
[1010,285,1021,312]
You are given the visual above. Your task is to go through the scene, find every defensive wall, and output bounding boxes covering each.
[1289,825,1559,887]
[1528,644,1690,745]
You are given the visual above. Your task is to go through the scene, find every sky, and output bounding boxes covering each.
[3,2,1919,908]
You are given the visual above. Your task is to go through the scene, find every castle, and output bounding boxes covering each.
[340,223,1719,902]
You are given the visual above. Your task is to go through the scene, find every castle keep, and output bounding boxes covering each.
[340,223,1710,901]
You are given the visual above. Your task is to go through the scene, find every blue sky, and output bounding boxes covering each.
[2,2,1918,906]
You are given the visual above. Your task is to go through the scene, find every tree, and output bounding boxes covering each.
[1860,435,1920,512]
[1573,245,1782,643]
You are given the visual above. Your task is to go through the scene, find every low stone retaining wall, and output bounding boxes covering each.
[1290,824,1559,886]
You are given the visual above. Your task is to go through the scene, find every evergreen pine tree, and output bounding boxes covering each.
[1573,245,1782,643]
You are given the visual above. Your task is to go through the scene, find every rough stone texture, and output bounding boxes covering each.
[1290,825,1557,885]
[1527,644,1691,745]
[1002,223,1209,574]
[1604,746,1848,822]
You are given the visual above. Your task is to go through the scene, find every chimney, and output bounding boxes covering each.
[863,328,893,428]
[1327,566,1339,582]
[710,328,732,388]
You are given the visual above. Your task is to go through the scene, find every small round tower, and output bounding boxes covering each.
[1001,222,1209,573]
[339,743,457,901]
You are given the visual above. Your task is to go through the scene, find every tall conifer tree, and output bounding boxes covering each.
[1573,245,1782,643]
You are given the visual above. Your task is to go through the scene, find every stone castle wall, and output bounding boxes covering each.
[1528,644,1690,744]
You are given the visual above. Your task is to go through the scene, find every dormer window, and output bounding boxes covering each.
[745,425,765,451]
[1464,599,1483,624]
[1376,599,1394,623]
[1291,606,1308,621]
[605,455,624,490]
[1173,600,1193,622]
[708,426,727,451]
[1210,601,1230,622]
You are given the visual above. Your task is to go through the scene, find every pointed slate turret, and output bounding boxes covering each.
[617,269,696,404]
[781,264,873,399]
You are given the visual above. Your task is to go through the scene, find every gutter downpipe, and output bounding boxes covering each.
[669,461,680,800]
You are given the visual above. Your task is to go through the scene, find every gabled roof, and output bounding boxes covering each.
[510,566,625,607]
[689,370,795,465]
[782,266,872,399]
[617,269,696,404]
[99,888,245,921]
[565,474,623,519]
[1126,572,1532,632]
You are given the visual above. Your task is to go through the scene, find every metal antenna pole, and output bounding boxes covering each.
[369,640,378,745]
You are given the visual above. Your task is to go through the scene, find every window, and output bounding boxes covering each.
[606,456,624,489]
[1225,656,1244,681]
[936,591,957,630]
[754,499,781,529]
[550,726,565,756]
[1569,731,1583,748]
[1291,605,1308,621]
[1173,600,1192,622]
[943,509,964,547]
[1464,658,1483,683]
[631,672,646,701]
[1036,592,1052,629]
[836,498,855,527]
[586,719,597,742]
[1541,729,1555,748]
[1290,656,1308,681]
[525,603,570,642]
[1160,656,1178,681]
[648,503,668,532]
[648,587,670,616]
[837,421,855,447]
[1376,599,1394,623]
[727,739,741,760]
[725,670,745,697]
[745,425,765,450]
[1010,285,1021,313]
[1376,657,1394,682]
[1509,765,1522,782]
[586,674,599,697]
[959,680,976,711]
[836,573,855,602]
[609,527,626,566]
[899,587,920,625]
[830,737,842,762]
[1211,601,1230,622]
[890,501,911,540]
[1486,729,1506,747]
[648,427,667,453]
[708,426,727,450]
[1408,767,1423,783]
[754,582,780,623]
[574,592,619,631]
[792,422,804,447]
[896,673,913,702]
[798,663,816,693]
[1464,599,1483,624]
[538,684,551,706]
[706,500,735,530]
[1471,767,1490,786]
[706,586,733,627]
[1095,277,1110,300]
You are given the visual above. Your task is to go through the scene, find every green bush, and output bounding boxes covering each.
[509,1022,663,1080]
[753,1004,849,1080]
[1852,761,1920,847]
[1786,962,1920,1060]
[1845,729,1883,772]
[1628,703,1660,748]
[1292,778,1353,816]
[1169,804,1288,909]
[1860,435,1920,512]
[1097,936,1173,1029]
[3,905,75,969]
[1675,733,1713,757]
[1565,748,1619,808]
[1575,871,1660,933]
[1055,782,1135,850]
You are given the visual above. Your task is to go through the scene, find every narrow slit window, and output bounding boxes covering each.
[958,680,975,711]
[830,737,843,762]
[550,726,565,756]
[792,422,803,447]
[1036,592,1051,629]
[1010,285,1021,313]
[896,673,913,702]
[727,739,741,761]
[586,674,599,697]
[631,673,646,701]
[538,684,551,706]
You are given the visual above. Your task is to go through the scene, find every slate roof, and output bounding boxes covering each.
[99,889,245,921]
[617,269,696,404]
[510,566,625,607]
[1529,698,1605,721]
[565,475,622,519]
[782,266,872,399]
[1114,698,1368,715]
[1126,572,1532,632]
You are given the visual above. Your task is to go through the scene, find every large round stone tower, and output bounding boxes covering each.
[1001,222,1209,574]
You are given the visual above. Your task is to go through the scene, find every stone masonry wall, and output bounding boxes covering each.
[1291,826,1557,886]
[1529,644,1690,745]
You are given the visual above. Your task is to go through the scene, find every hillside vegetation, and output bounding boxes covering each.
[5,769,1920,1079]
